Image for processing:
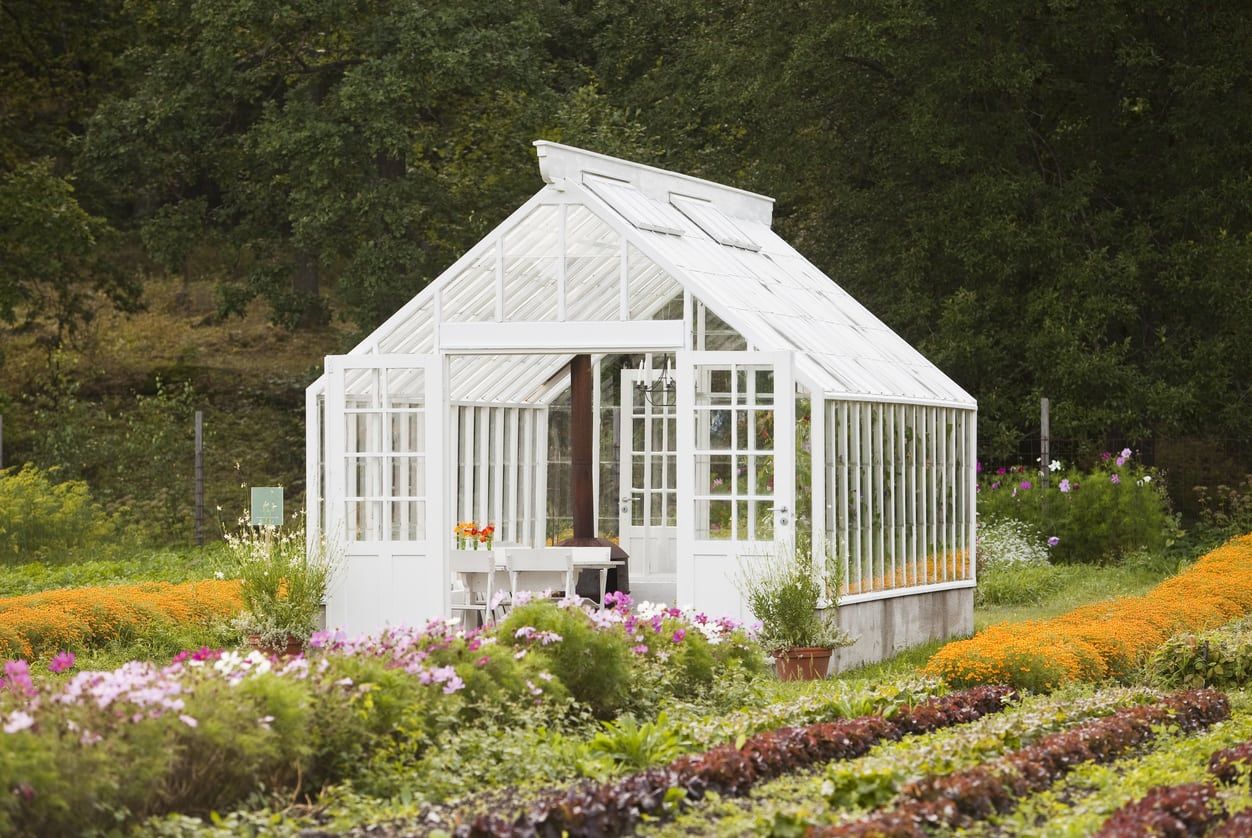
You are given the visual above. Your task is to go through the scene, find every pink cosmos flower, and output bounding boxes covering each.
[631,644,649,655]
[1111,473,1121,485]
[1019,480,1032,490]
[1059,479,1071,493]
[671,629,687,644]
[1047,536,1060,547]
[48,651,76,674]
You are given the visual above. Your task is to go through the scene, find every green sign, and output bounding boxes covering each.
[250,486,284,527]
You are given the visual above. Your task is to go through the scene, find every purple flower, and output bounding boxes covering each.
[1111,473,1121,485]
[632,644,650,655]
[1019,480,1032,490]
[1101,451,1112,461]
[1115,456,1126,467]
[990,481,1000,490]
[1059,478,1071,493]
[1121,447,1132,459]
[48,651,76,674]
[1047,536,1060,547]
[996,467,1007,475]
[2,660,34,696]
[976,460,983,473]
[671,629,687,644]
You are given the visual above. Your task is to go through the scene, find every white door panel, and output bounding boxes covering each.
[677,351,794,618]
[619,368,678,583]
[325,354,444,634]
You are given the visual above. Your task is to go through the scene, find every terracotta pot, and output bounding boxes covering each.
[774,646,834,681]
[247,633,304,657]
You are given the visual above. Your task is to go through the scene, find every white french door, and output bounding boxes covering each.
[324,354,444,633]
[619,368,678,583]
[677,351,795,618]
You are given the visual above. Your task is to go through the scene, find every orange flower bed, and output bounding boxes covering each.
[926,533,1252,690]
[0,579,242,659]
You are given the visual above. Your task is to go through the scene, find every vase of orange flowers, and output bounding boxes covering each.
[454,521,496,550]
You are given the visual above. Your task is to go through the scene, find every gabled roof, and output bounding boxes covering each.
[342,141,975,409]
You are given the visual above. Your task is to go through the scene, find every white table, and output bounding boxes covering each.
[490,549,624,605]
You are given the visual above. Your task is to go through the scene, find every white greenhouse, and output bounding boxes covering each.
[306,141,976,666]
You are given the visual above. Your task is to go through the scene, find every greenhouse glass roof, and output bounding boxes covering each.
[343,141,975,409]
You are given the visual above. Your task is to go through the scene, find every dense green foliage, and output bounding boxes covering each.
[0,465,118,563]
[2,0,1249,472]
[979,454,1176,563]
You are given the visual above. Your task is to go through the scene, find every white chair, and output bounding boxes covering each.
[568,546,612,606]
[449,549,497,629]
[506,548,575,601]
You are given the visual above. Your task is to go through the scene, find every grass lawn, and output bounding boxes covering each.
[975,558,1184,630]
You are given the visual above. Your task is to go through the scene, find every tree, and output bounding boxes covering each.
[0,161,139,345]
[83,0,557,329]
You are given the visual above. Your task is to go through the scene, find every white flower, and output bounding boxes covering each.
[1048,459,1062,472]
[4,711,34,734]
[179,714,198,728]
[213,571,225,580]
[1142,475,1151,483]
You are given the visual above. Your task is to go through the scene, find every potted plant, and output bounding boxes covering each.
[221,517,338,656]
[737,543,852,680]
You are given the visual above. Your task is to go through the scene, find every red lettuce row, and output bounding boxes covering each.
[1091,729,1252,836]
[1209,741,1252,786]
[457,685,1016,837]
[814,689,1231,838]
[1212,809,1252,836]
[1093,782,1225,837]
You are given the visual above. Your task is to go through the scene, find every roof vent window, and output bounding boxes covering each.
[671,195,761,251]
[584,175,690,236]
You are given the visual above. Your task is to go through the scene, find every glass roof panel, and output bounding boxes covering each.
[503,205,560,322]
[565,206,621,320]
[671,195,761,251]
[585,176,693,236]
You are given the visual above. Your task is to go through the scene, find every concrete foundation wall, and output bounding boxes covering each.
[822,586,975,672]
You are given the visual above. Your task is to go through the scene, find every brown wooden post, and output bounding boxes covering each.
[569,354,594,539]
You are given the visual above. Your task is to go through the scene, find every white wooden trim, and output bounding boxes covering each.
[839,579,975,606]
[439,320,685,354]
[809,391,825,589]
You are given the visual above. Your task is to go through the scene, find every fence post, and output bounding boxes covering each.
[1040,397,1050,484]
[194,410,204,547]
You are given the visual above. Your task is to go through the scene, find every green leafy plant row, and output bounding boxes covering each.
[1146,616,1252,690]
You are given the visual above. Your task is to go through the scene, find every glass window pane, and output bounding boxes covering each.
[699,499,732,540]
[390,501,425,541]
[632,492,645,526]
[347,413,383,454]
[385,368,424,409]
[735,500,749,540]
[389,456,425,498]
[346,501,383,541]
[707,409,732,449]
[756,501,774,540]
[753,410,774,451]
[389,412,424,454]
[346,457,384,497]
[754,455,774,495]
[697,454,732,495]
[754,369,774,404]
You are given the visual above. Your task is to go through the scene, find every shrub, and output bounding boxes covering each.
[1145,617,1252,689]
[0,465,117,564]
[736,544,850,654]
[0,579,242,659]
[1194,475,1252,551]
[219,520,336,649]
[927,533,1252,690]
[499,601,634,717]
[975,519,1065,606]
[979,451,1176,564]
[977,560,1067,607]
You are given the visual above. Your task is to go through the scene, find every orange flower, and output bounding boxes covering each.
[926,533,1252,690]
[0,580,242,659]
